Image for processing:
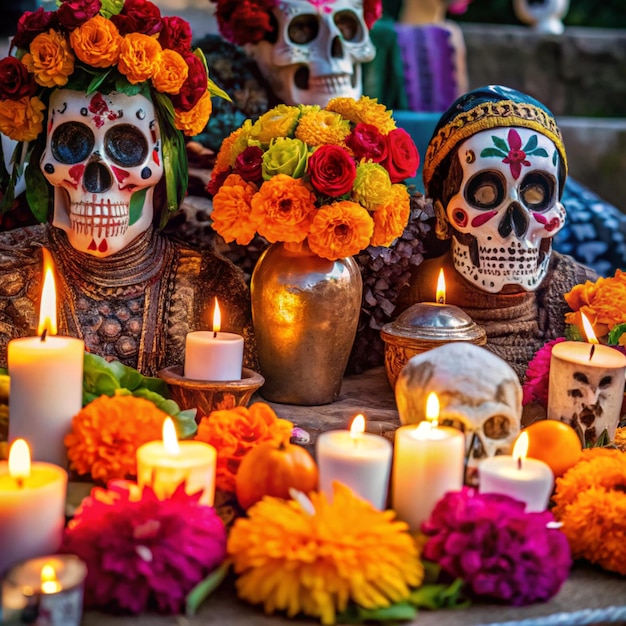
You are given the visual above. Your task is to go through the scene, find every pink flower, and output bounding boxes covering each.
[62,481,227,614]
[422,487,571,605]
[346,122,388,163]
[522,337,566,407]
[502,128,531,180]
[57,0,102,30]
[447,0,472,15]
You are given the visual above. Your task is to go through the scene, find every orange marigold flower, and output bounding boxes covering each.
[370,184,411,247]
[118,32,161,85]
[295,108,351,147]
[308,200,374,260]
[153,48,188,95]
[22,29,75,88]
[65,395,169,484]
[211,173,259,245]
[69,15,122,68]
[195,402,293,493]
[250,174,316,244]
[174,89,212,136]
[214,121,253,172]
[552,448,626,575]
[0,96,45,142]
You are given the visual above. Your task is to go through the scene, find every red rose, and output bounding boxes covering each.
[0,58,37,101]
[235,146,264,184]
[111,0,162,36]
[346,122,388,162]
[57,0,102,30]
[170,52,207,112]
[363,0,383,29]
[12,7,57,50]
[381,128,420,183]
[216,0,275,45]
[207,167,232,197]
[159,16,193,53]
[308,145,356,198]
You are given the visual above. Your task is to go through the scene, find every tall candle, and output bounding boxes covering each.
[316,414,392,509]
[8,250,83,466]
[0,440,68,577]
[392,393,465,531]
[184,298,244,381]
[136,418,217,505]
[479,432,553,512]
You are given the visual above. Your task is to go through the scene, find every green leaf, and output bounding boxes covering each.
[100,0,124,18]
[491,136,509,152]
[409,579,470,611]
[565,323,584,342]
[480,147,507,158]
[87,69,114,95]
[207,77,232,102]
[528,148,548,157]
[25,164,51,223]
[185,560,231,618]
[337,601,417,624]
[129,187,148,226]
[608,323,626,345]
[523,134,538,152]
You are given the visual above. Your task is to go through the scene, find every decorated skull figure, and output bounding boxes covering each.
[395,343,522,482]
[445,127,566,293]
[41,89,163,257]
[249,0,376,106]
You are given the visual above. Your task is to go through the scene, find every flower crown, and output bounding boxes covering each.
[212,0,383,47]
[208,97,420,261]
[0,0,227,222]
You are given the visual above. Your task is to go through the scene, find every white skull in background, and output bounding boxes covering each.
[41,89,163,257]
[395,343,522,482]
[445,127,566,294]
[249,0,376,106]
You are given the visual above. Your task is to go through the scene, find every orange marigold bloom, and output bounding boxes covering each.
[118,32,161,85]
[65,395,169,484]
[552,448,626,575]
[308,200,374,260]
[174,90,212,136]
[211,173,259,245]
[152,48,188,95]
[69,15,122,68]
[195,402,293,493]
[22,29,75,88]
[250,174,316,244]
[370,184,411,247]
[295,108,351,147]
[0,96,45,142]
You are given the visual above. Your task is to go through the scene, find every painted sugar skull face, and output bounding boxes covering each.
[446,127,566,293]
[250,0,376,106]
[41,89,163,257]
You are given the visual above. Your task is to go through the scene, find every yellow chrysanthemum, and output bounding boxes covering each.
[22,29,75,88]
[249,104,301,144]
[211,174,259,245]
[295,109,351,147]
[552,448,626,575]
[228,482,423,625]
[352,162,392,210]
[0,96,45,142]
[370,184,411,247]
[214,120,254,172]
[326,96,396,134]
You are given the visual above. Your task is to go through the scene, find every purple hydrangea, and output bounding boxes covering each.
[422,487,571,605]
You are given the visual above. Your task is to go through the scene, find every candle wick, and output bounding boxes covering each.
[213,330,217,339]
[15,477,24,489]
[589,344,595,361]
[40,328,48,342]
[437,296,444,304]
[517,456,522,471]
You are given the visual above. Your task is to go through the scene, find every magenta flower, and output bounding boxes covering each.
[481,129,548,180]
[502,129,530,179]
[522,337,566,407]
[62,480,227,614]
[422,487,571,606]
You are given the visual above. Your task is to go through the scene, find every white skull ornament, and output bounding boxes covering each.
[445,127,566,294]
[249,0,376,106]
[41,89,163,257]
[395,343,522,482]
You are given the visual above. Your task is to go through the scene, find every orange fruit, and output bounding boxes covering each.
[516,420,582,478]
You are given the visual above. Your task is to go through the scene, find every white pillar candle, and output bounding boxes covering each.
[7,252,83,467]
[0,440,68,577]
[478,432,553,512]
[184,299,244,381]
[316,414,392,509]
[136,418,217,505]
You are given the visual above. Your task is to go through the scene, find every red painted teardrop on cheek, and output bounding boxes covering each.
[471,210,498,228]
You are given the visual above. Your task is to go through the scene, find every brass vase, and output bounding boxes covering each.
[250,242,362,405]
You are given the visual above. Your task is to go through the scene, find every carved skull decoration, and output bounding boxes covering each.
[445,127,566,294]
[41,89,163,257]
[395,343,522,482]
[249,0,376,106]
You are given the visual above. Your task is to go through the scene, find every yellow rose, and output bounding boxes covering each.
[22,29,74,88]
[152,48,188,95]
[118,32,161,84]
[174,90,212,136]
[0,96,45,142]
[69,15,122,68]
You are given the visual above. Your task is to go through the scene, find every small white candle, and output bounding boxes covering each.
[392,393,465,532]
[136,417,217,505]
[8,250,84,466]
[316,414,392,509]
[184,298,244,381]
[479,432,554,512]
[0,440,68,577]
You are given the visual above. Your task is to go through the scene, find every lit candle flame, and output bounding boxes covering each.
[37,249,57,338]
[8,439,31,486]
[436,268,446,304]
[350,414,365,441]
[212,298,221,335]
[425,392,440,428]
[162,417,180,455]
[513,431,529,469]
[414,420,432,439]
[41,564,61,594]
[580,312,598,345]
